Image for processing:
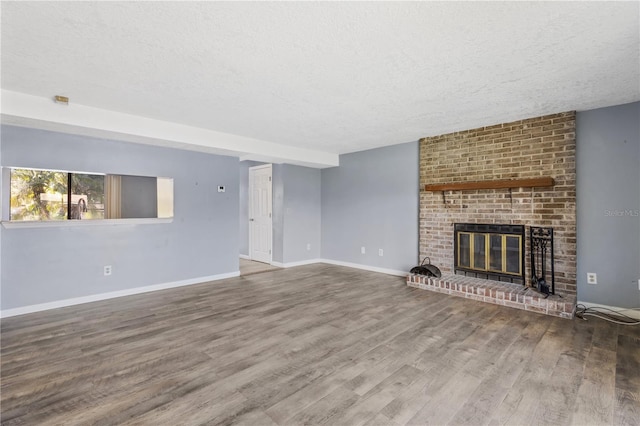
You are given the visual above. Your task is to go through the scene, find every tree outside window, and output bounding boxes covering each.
[10,169,105,221]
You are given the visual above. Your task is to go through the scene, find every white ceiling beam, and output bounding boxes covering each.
[0,90,339,168]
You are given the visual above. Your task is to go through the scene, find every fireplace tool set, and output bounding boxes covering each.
[530,226,555,297]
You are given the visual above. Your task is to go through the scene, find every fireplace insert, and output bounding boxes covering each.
[454,223,525,284]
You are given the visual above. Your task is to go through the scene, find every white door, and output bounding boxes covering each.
[249,165,272,263]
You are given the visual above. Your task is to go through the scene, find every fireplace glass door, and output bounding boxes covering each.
[473,234,486,270]
[454,224,525,284]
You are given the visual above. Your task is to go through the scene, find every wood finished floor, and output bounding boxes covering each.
[1,264,639,425]
[239,258,281,276]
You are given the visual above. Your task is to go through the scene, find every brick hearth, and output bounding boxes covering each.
[407,273,576,319]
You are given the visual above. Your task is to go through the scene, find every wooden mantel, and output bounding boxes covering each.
[424,177,555,192]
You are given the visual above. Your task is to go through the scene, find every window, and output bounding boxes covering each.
[8,168,173,222]
[10,169,104,221]
[71,172,105,219]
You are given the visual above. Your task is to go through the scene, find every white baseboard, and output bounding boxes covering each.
[269,258,407,277]
[319,259,408,277]
[270,258,322,268]
[577,301,640,320]
[0,271,240,319]
[239,254,251,260]
[1,261,409,318]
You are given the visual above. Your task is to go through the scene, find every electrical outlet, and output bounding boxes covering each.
[217,186,225,193]
[104,265,112,276]
[306,243,311,251]
[378,249,384,257]
[361,246,366,254]
[587,273,597,285]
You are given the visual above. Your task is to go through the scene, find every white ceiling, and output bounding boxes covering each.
[1,1,639,167]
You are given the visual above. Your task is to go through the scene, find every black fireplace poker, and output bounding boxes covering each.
[530,226,555,297]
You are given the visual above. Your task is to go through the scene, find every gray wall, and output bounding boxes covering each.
[321,141,419,272]
[1,125,239,310]
[8,103,637,312]
[576,101,640,308]
[282,164,321,263]
[0,140,3,301]
[121,175,157,219]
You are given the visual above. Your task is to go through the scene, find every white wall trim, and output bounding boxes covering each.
[2,218,173,229]
[270,258,322,268]
[319,259,408,277]
[1,260,409,318]
[0,271,240,318]
[577,301,640,320]
[270,258,407,276]
[239,254,251,260]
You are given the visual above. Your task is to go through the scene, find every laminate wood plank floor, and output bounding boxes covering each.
[1,264,639,425]
[239,259,281,276]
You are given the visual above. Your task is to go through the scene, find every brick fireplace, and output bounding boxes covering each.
[410,112,577,318]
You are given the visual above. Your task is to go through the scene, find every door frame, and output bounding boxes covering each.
[248,164,273,263]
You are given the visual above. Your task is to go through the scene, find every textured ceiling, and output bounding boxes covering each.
[1,1,639,159]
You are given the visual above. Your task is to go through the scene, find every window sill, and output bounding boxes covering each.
[1,218,173,229]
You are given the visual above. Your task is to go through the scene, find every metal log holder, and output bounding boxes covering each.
[530,226,555,297]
